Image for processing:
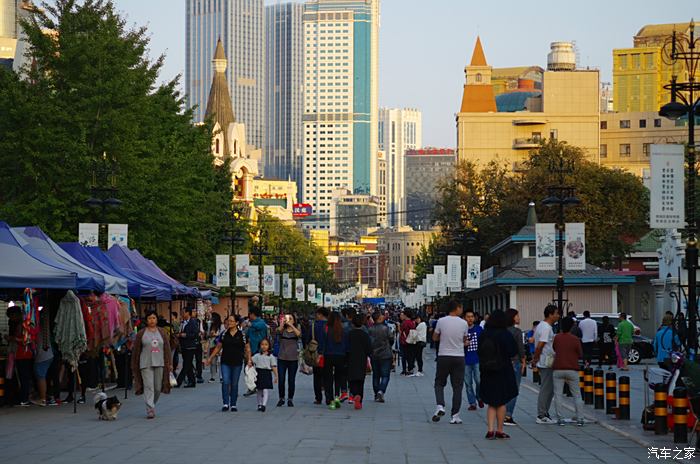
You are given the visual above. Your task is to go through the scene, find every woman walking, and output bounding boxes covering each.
[324,311,349,409]
[207,312,223,383]
[205,315,249,411]
[504,309,527,426]
[413,314,427,376]
[348,313,372,409]
[478,310,518,439]
[132,309,173,419]
[277,313,301,407]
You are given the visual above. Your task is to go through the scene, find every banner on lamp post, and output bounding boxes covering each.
[283,274,292,299]
[263,265,275,293]
[107,224,128,249]
[78,223,99,247]
[447,255,461,290]
[564,223,586,271]
[434,265,447,295]
[316,288,323,305]
[466,256,481,289]
[324,293,332,307]
[247,267,259,293]
[650,144,685,229]
[535,223,556,271]
[426,274,436,297]
[307,284,316,303]
[235,255,250,287]
[273,274,281,295]
[294,279,305,301]
[215,255,230,287]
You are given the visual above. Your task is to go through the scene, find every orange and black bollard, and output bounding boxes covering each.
[594,369,605,410]
[605,372,616,414]
[579,368,585,397]
[654,383,668,435]
[673,387,688,443]
[618,376,630,420]
[584,368,594,405]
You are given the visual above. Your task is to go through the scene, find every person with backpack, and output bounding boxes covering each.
[304,307,328,405]
[348,313,372,409]
[479,310,518,439]
[368,311,393,402]
[653,314,681,369]
[552,316,585,426]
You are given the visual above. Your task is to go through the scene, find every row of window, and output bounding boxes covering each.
[599,143,651,158]
[601,118,662,130]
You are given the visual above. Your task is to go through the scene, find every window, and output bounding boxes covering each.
[619,144,631,157]
[600,144,607,158]
[475,73,482,83]
[639,119,647,128]
[600,121,607,130]
[620,120,631,129]
[531,132,542,142]
[549,129,558,140]
[643,143,651,157]
[654,118,662,128]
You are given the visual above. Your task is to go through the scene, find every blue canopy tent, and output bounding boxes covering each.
[9,226,104,291]
[0,222,77,289]
[106,245,179,298]
[12,226,128,294]
[59,243,172,301]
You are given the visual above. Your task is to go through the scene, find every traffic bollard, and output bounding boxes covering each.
[579,368,585,397]
[605,372,616,415]
[594,369,605,410]
[673,387,688,443]
[654,383,668,435]
[618,376,630,420]
[584,368,594,405]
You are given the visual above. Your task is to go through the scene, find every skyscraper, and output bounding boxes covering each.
[265,2,304,192]
[302,0,380,229]
[378,108,422,227]
[186,0,265,151]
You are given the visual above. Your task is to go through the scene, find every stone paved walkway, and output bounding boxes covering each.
[0,349,664,464]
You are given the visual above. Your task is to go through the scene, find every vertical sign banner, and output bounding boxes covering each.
[316,288,323,305]
[307,284,316,303]
[535,223,556,271]
[78,223,99,247]
[324,293,332,307]
[235,255,250,287]
[215,255,230,287]
[107,224,128,249]
[650,144,685,229]
[263,265,275,293]
[565,223,586,271]
[295,278,305,301]
[426,274,437,297]
[273,274,281,295]
[283,274,292,299]
[466,256,481,289]
[434,265,447,295]
[247,267,259,292]
[446,255,461,289]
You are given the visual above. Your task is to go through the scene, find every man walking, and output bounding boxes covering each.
[244,308,269,396]
[432,300,469,425]
[616,313,634,371]
[552,316,585,426]
[399,311,416,375]
[578,311,598,368]
[463,309,483,411]
[368,311,393,402]
[176,308,199,388]
[532,305,560,424]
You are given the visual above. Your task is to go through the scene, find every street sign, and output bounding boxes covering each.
[650,144,685,229]
[292,203,313,218]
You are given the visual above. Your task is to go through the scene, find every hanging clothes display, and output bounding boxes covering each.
[54,290,87,367]
[100,293,121,338]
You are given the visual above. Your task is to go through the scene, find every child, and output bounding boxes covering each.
[347,313,372,410]
[251,338,278,412]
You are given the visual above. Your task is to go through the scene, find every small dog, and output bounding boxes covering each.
[94,392,121,421]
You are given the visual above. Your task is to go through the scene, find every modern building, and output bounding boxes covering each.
[404,148,456,231]
[378,107,422,227]
[376,226,434,292]
[456,38,600,169]
[330,188,380,242]
[302,0,380,230]
[599,111,700,179]
[265,2,304,191]
[613,22,691,113]
[376,150,387,227]
[186,0,265,151]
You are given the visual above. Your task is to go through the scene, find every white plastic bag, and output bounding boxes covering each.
[169,372,178,387]
[245,365,257,391]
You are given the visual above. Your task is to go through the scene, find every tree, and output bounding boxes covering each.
[0,0,232,280]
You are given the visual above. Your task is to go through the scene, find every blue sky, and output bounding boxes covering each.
[115,0,696,147]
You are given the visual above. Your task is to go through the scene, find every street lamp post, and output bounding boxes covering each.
[252,228,268,305]
[86,152,122,250]
[223,207,245,315]
[659,20,700,353]
[542,152,580,316]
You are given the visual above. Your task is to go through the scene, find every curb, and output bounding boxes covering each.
[521,382,653,448]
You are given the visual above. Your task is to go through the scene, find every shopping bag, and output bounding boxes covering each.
[169,372,178,387]
[245,365,257,391]
[299,357,313,376]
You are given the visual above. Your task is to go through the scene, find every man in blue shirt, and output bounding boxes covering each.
[464,309,483,410]
[526,321,540,360]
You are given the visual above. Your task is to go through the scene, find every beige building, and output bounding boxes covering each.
[377,150,387,227]
[251,177,298,223]
[599,111,699,178]
[376,226,435,292]
[456,39,600,170]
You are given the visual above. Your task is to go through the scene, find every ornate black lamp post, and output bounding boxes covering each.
[222,207,245,315]
[252,228,269,304]
[86,152,121,250]
[659,20,700,352]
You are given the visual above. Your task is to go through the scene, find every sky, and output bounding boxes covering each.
[114,0,697,148]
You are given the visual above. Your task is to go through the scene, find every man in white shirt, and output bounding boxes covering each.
[431,300,469,425]
[578,311,598,368]
[532,305,560,424]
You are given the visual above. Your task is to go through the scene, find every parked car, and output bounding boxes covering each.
[578,319,654,364]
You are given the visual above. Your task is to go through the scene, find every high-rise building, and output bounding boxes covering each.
[405,148,456,231]
[265,2,304,191]
[186,0,265,151]
[376,150,387,227]
[302,0,380,230]
[613,22,691,113]
[378,108,422,227]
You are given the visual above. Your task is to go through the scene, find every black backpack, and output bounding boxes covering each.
[478,332,504,371]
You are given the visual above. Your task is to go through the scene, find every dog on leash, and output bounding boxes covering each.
[94,392,121,421]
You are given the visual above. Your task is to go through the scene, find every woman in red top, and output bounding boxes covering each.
[6,306,34,406]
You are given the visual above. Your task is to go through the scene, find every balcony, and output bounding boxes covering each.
[513,138,541,149]
[512,119,547,126]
